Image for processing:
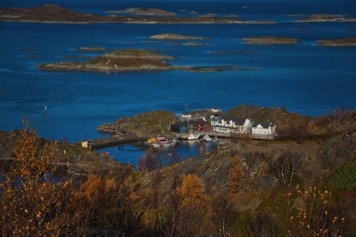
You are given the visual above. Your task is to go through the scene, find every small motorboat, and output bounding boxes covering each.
[187,133,200,140]
[203,134,212,142]
[145,136,176,148]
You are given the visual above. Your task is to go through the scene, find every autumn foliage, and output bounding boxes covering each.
[0,126,353,236]
[0,129,71,236]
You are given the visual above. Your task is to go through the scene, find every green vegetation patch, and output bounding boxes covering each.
[328,160,356,191]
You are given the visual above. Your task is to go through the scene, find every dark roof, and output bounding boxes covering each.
[221,115,246,125]
[253,121,272,128]
[188,119,209,125]
[171,121,187,127]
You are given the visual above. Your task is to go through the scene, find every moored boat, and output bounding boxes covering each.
[145,136,176,148]
[203,134,212,142]
[187,133,200,140]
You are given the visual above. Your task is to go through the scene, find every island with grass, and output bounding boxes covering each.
[39,49,175,73]
[242,36,299,45]
[317,38,356,47]
[107,8,176,16]
[150,33,207,40]
[39,48,258,73]
[295,14,356,23]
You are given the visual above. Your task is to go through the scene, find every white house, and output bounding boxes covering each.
[210,115,253,134]
[251,122,276,140]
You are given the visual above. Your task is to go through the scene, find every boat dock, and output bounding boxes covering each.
[85,131,245,150]
[85,135,147,150]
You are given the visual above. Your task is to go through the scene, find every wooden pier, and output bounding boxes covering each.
[86,135,147,150]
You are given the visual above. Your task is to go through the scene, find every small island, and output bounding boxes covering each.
[242,36,299,45]
[39,48,257,73]
[0,4,273,24]
[150,33,207,41]
[39,49,175,73]
[181,42,209,46]
[317,38,356,47]
[295,14,356,23]
[107,8,176,16]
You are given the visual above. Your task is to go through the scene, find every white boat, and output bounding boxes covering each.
[187,133,200,140]
[203,134,212,142]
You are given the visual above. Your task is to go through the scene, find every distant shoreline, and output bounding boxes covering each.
[0,4,275,25]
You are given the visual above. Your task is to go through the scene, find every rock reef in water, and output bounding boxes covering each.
[76,47,109,52]
[242,36,299,45]
[181,66,259,73]
[208,51,257,55]
[317,38,356,47]
[150,33,207,40]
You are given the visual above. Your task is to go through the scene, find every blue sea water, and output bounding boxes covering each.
[0,0,355,165]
